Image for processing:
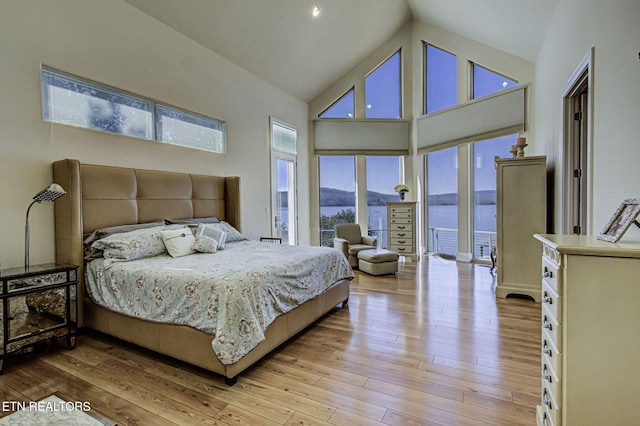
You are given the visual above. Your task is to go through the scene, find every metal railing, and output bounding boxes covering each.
[322,226,495,261]
[428,227,496,260]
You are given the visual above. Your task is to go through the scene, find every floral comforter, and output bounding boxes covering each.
[85,240,353,364]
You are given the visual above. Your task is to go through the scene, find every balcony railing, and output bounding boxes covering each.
[321,226,496,262]
[428,227,496,260]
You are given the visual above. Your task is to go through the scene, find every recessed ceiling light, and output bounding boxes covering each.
[312,6,321,17]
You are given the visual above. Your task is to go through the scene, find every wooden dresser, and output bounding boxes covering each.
[533,234,640,425]
[386,201,418,260]
[495,155,547,301]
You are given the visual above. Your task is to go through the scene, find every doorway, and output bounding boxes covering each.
[562,49,593,235]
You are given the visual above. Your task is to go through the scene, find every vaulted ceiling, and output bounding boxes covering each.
[123,0,558,102]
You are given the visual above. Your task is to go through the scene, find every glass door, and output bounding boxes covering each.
[270,118,297,245]
[272,156,297,245]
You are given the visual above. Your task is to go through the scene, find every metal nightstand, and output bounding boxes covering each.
[0,263,78,373]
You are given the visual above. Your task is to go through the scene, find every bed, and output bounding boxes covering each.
[52,159,352,385]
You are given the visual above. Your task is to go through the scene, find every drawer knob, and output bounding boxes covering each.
[543,267,553,279]
[542,390,553,409]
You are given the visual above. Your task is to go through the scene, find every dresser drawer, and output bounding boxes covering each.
[542,303,562,351]
[542,360,562,406]
[7,271,70,293]
[390,237,413,247]
[542,328,562,377]
[389,205,413,214]
[542,257,560,294]
[390,229,412,239]
[537,405,552,426]
[389,245,412,254]
[390,217,413,225]
[542,280,562,322]
[541,384,561,426]
[390,222,412,231]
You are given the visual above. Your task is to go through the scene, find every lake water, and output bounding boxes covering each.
[317,204,497,232]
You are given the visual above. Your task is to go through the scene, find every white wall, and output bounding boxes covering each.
[0,0,310,268]
[534,0,640,236]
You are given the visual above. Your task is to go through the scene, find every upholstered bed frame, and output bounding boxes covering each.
[52,159,349,384]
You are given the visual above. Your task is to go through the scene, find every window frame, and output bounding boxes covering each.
[41,65,227,154]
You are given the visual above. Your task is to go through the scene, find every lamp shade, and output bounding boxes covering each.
[32,183,66,203]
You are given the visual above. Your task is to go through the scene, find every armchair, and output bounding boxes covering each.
[333,223,377,268]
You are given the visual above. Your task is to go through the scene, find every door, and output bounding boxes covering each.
[272,156,297,244]
[270,118,298,244]
[563,49,592,235]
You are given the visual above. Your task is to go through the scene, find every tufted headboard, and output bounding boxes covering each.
[52,158,240,325]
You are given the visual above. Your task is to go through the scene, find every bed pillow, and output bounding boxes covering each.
[196,223,227,249]
[193,235,218,253]
[202,221,246,242]
[84,221,165,246]
[164,216,220,225]
[161,228,196,258]
[91,225,183,261]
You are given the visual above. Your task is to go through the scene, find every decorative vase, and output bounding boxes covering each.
[399,191,406,201]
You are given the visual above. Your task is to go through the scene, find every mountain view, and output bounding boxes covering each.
[316,187,496,206]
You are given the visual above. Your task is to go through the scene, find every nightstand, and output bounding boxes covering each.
[0,263,78,373]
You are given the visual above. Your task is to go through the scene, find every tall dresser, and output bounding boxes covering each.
[386,201,418,260]
[495,155,547,301]
[533,234,640,426]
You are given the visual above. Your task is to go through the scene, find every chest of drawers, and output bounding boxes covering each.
[386,202,418,260]
[534,234,640,425]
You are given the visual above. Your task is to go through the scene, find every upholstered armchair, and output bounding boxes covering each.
[333,223,377,268]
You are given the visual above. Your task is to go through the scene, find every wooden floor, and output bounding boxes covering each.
[0,256,541,425]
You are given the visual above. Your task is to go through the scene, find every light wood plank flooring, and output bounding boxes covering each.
[0,256,541,425]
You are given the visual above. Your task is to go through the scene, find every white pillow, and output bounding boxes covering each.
[161,228,196,258]
[193,235,218,253]
[196,223,227,249]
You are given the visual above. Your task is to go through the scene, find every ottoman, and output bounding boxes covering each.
[357,249,399,276]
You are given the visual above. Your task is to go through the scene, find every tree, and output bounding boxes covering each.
[320,209,355,247]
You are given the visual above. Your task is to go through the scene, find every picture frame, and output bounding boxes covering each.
[597,198,640,242]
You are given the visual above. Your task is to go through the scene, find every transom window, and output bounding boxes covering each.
[41,66,226,154]
[319,89,354,118]
[425,44,457,114]
[471,63,518,99]
[365,50,401,118]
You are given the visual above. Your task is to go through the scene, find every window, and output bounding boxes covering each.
[365,51,401,118]
[425,44,457,114]
[472,63,518,99]
[319,156,356,247]
[472,135,517,260]
[366,156,401,247]
[41,66,226,154]
[319,155,402,247]
[319,89,355,118]
[156,105,226,153]
[426,147,458,256]
[41,67,153,139]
